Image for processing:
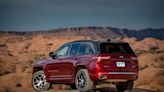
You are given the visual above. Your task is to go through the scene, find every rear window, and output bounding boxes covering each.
[100,43,134,54]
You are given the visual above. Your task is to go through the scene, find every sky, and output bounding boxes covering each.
[0,0,164,31]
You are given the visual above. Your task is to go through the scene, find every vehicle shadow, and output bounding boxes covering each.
[91,87,155,92]
[92,87,115,92]
[48,88,156,92]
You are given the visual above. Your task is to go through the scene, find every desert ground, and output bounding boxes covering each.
[0,34,164,92]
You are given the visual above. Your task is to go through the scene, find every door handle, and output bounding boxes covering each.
[58,57,62,61]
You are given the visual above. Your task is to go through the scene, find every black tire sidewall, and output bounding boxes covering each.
[126,81,133,90]
[75,69,94,92]
[116,81,133,92]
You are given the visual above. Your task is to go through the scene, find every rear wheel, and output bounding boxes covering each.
[75,69,95,92]
[32,71,51,91]
[70,84,77,89]
[116,81,133,92]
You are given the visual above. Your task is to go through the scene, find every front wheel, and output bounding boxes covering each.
[75,69,95,92]
[116,81,133,92]
[32,71,51,91]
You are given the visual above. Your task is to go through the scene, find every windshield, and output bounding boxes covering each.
[100,43,134,54]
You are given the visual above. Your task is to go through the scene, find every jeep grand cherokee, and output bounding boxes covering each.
[32,40,138,92]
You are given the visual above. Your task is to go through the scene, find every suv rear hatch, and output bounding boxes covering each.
[96,42,138,73]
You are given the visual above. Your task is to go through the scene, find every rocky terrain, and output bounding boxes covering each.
[0,30,164,92]
[1,27,164,40]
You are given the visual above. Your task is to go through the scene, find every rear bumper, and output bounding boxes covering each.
[90,71,138,81]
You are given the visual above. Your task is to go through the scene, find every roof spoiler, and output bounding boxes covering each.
[107,39,111,42]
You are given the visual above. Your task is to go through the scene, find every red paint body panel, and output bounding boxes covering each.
[32,40,139,84]
[33,54,138,84]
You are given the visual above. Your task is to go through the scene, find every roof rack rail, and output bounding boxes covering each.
[71,40,96,43]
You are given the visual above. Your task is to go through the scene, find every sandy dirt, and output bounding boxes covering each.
[0,34,163,92]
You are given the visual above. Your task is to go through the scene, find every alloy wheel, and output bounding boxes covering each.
[77,72,86,88]
[32,73,48,90]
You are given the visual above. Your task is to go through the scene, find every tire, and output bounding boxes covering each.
[32,71,51,91]
[116,81,133,92]
[75,69,94,92]
[70,84,77,89]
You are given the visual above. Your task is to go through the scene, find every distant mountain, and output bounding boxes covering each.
[0,26,164,40]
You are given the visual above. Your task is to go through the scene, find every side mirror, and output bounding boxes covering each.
[49,52,56,59]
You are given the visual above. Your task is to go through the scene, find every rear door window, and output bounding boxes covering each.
[69,43,80,56]
[78,43,94,55]
[100,43,134,54]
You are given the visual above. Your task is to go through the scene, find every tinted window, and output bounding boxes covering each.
[93,42,99,53]
[78,44,94,55]
[100,43,134,54]
[69,44,80,56]
[56,44,70,57]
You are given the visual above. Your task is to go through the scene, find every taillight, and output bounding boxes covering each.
[93,56,111,68]
[131,56,137,60]
[93,56,111,61]
[130,56,138,68]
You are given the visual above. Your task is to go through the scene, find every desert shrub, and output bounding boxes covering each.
[135,50,146,56]
[154,55,164,63]
[156,50,164,54]
[16,83,22,87]
[28,60,34,64]
[5,88,10,92]
[0,69,10,76]
[155,88,162,92]
[159,56,164,61]
[0,43,6,47]
[8,52,13,56]
[140,65,149,71]
[149,46,159,53]
[34,54,47,60]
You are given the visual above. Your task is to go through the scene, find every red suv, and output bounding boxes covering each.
[32,40,138,92]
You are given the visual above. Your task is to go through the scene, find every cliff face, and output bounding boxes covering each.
[121,28,164,40]
[0,27,164,40]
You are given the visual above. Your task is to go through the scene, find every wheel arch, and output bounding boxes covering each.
[76,65,87,73]
[33,66,43,74]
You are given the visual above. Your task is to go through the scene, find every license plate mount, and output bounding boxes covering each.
[116,62,125,67]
